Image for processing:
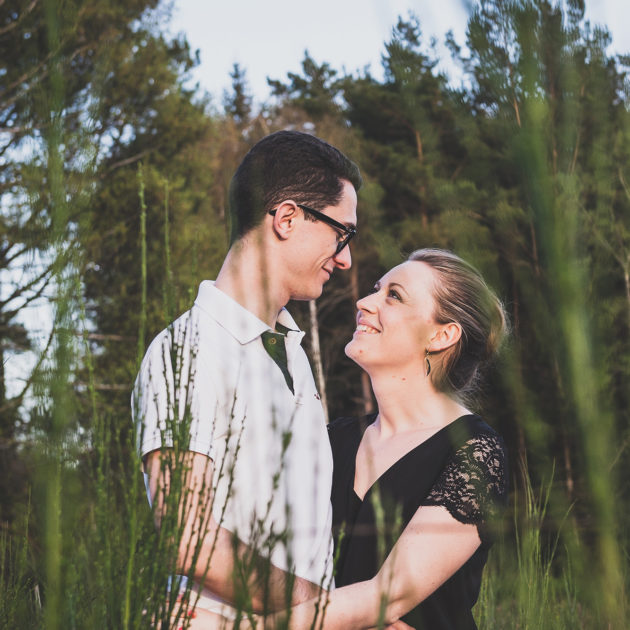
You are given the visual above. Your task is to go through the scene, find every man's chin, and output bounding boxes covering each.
[291,285,324,302]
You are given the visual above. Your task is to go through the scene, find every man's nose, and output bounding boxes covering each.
[332,244,352,269]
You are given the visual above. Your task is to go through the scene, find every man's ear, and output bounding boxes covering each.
[270,201,300,241]
[429,322,462,353]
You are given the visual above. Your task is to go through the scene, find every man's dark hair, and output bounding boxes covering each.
[227,130,362,243]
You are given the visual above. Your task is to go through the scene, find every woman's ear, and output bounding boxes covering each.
[429,322,462,353]
[270,201,299,241]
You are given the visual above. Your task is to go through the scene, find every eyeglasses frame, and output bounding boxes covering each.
[268,202,356,255]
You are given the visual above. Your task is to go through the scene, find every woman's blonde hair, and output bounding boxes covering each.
[408,248,508,402]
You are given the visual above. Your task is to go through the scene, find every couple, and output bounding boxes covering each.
[133,131,508,630]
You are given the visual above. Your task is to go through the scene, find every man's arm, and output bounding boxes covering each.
[145,449,323,613]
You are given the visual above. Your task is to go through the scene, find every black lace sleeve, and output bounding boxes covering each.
[422,431,508,545]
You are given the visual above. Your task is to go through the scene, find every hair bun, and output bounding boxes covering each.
[407,248,508,404]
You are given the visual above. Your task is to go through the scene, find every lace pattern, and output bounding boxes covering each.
[423,432,507,534]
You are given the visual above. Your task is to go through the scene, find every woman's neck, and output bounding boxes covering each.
[367,366,470,437]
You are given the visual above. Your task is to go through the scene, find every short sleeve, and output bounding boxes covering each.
[422,432,508,544]
[132,313,218,460]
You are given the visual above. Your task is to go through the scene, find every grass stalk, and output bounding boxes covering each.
[42,1,75,627]
[137,163,148,369]
[164,179,175,324]
[120,163,151,630]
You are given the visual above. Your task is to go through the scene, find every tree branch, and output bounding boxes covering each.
[0,318,54,415]
[100,149,151,178]
[0,0,39,37]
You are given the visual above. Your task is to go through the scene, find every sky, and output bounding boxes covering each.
[169,0,630,105]
[6,0,629,401]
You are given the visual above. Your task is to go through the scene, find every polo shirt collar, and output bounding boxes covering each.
[194,280,304,345]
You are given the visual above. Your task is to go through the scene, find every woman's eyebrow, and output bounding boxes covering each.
[388,281,408,296]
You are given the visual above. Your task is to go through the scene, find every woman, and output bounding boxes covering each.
[181,248,508,629]
[269,248,509,630]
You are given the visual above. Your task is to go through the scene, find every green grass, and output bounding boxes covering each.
[2,3,627,626]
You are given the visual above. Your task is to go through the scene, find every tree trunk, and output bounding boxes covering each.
[350,260,375,415]
[414,128,428,230]
[511,280,528,472]
[562,428,575,501]
[309,299,329,423]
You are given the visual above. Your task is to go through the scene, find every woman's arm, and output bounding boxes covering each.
[264,504,480,630]
[367,505,481,623]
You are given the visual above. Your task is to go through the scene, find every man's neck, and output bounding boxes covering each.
[214,239,288,328]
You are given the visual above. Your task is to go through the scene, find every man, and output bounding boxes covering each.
[133,130,361,620]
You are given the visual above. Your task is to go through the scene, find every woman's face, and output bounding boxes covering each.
[345,261,438,371]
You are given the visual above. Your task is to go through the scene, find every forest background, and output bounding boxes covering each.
[0,0,628,628]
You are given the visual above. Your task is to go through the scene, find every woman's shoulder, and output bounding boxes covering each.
[450,414,505,447]
[424,415,509,543]
[443,415,508,490]
[472,415,503,438]
[327,414,376,451]
[328,413,376,432]
[469,416,506,453]
[450,415,508,474]
[327,416,360,431]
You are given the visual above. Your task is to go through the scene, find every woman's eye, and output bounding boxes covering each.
[388,289,401,300]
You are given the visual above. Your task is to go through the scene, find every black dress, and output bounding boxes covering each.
[328,414,508,630]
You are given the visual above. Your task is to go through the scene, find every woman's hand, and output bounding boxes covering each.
[163,594,252,630]
[250,606,415,630]
[172,606,227,629]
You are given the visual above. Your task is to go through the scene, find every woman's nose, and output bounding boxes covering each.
[356,293,376,312]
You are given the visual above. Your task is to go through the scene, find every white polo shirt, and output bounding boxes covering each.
[133,281,334,587]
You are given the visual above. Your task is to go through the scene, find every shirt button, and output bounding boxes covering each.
[269,338,276,344]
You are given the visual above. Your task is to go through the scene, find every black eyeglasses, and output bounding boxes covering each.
[269,203,356,255]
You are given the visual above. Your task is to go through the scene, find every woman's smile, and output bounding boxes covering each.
[355,321,380,335]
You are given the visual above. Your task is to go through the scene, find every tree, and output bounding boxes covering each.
[268,50,342,120]
[460,1,627,622]
[0,0,167,527]
[223,62,252,126]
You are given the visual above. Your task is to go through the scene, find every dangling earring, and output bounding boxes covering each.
[425,348,431,376]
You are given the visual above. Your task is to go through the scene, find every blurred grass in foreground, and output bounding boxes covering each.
[2,1,629,628]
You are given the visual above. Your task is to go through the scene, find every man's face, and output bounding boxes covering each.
[287,180,357,301]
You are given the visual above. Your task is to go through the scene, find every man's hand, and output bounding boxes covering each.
[145,449,321,613]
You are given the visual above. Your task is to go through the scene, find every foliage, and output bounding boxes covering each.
[1,0,629,628]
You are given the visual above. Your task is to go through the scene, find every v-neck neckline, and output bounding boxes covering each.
[351,414,476,503]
